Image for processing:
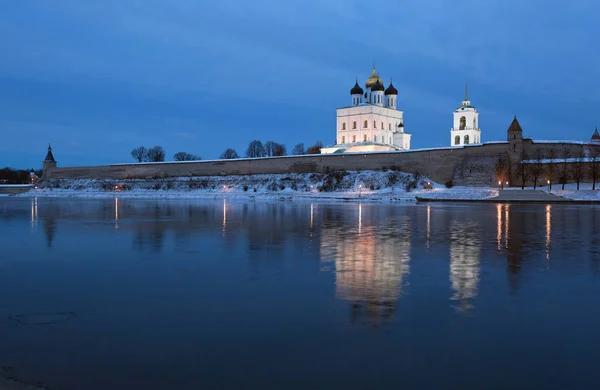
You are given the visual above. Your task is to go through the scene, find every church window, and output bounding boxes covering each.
[342,123,346,130]
[381,122,384,129]
[460,116,466,130]
[513,134,516,139]
[381,136,384,143]
[455,136,460,145]
[473,118,476,128]
[342,136,345,144]
[364,120,368,128]
[513,143,516,151]
[353,135,356,143]
[374,121,377,129]
[389,123,391,130]
[353,121,357,129]
[464,135,470,144]
[364,134,367,142]
[389,137,392,144]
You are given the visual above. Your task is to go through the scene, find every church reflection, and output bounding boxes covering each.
[449,219,481,312]
[321,204,411,326]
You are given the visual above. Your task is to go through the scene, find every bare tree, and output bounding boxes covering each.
[494,155,509,189]
[131,146,147,162]
[246,140,266,158]
[220,148,239,159]
[291,143,305,155]
[572,149,585,190]
[559,147,570,190]
[264,141,277,157]
[530,148,545,190]
[273,143,286,156]
[517,149,529,189]
[173,152,200,161]
[590,150,600,190]
[146,146,166,162]
[306,141,323,155]
[547,148,556,190]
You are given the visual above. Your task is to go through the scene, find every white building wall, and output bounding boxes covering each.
[336,105,408,149]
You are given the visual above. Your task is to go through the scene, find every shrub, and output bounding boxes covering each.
[405,180,418,192]
[243,185,249,192]
[445,180,454,188]
[153,183,162,190]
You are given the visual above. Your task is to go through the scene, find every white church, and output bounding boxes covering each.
[321,67,482,154]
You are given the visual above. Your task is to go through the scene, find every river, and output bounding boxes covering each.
[1,197,599,389]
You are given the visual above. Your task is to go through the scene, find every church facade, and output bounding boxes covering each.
[321,67,411,154]
[322,67,483,154]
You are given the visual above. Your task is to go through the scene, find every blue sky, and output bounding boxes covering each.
[1,0,599,168]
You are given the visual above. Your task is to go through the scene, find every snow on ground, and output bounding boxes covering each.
[537,182,600,201]
[17,171,500,202]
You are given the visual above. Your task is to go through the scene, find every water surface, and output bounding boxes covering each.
[1,198,599,389]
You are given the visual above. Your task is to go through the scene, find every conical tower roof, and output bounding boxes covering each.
[591,127,600,143]
[44,144,56,162]
[507,116,523,133]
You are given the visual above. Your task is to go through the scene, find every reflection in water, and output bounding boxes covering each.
[322,204,411,326]
[426,205,431,248]
[43,214,56,248]
[115,198,119,230]
[546,205,552,261]
[449,220,481,312]
[222,199,227,234]
[31,197,38,229]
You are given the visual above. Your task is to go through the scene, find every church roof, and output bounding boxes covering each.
[507,116,523,133]
[365,67,383,88]
[350,80,364,95]
[591,127,600,142]
[371,79,385,92]
[385,80,398,95]
[44,144,56,162]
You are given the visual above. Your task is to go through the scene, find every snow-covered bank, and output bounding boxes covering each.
[17,171,500,202]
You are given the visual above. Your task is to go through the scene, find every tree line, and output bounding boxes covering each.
[131,146,201,162]
[130,140,323,162]
[495,147,600,190]
[0,167,41,183]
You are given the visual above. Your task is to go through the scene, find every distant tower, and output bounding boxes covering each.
[42,144,57,178]
[385,79,398,109]
[350,78,364,106]
[591,127,600,144]
[450,82,481,146]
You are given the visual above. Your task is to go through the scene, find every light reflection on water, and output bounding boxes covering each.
[1,197,600,390]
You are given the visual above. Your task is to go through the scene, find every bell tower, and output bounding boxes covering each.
[450,82,481,146]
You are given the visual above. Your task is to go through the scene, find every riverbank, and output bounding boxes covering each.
[13,173,600,203]
[17,171,500,202]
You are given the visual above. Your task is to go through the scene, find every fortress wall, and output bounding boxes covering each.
[44,144,512,184]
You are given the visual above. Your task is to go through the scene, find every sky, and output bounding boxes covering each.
[1,0,599,168]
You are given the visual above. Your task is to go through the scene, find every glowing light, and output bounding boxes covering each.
[498,181,501,185]
[310,203,314,230]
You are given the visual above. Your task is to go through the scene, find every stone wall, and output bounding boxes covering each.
[44,144,510,185]
[43,141,600,187]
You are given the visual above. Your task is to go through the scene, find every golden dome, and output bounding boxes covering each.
[365,67,383,88]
